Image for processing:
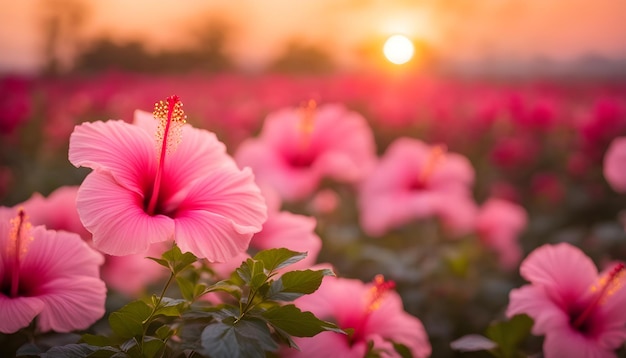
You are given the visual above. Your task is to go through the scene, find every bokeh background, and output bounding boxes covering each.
[2,1,626,357]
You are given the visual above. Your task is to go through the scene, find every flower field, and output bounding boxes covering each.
[1,71,626,357]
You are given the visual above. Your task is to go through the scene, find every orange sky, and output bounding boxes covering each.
[1,0,625,73]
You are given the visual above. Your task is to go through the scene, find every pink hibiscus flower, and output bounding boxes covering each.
[235,101,377,201]
[19,186,90,240]
[69,96,267,262]
[0,207,106,334]
[475,198,527,270]
[603,136,626,193]
[507,243,626,357]
[18,186,168,297]
[284,274,431,357]
[359,137,477,237]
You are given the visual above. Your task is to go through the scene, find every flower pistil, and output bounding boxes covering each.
[147,95,187,215]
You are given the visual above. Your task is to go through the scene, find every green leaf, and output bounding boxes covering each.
[203,280,243,300]
[261,304,345,337]
[152,297,186,318]
[200,318,278,358]
[236,258,267,290]
[267,269,332,301]
[486,314,533,358]
[108,300,152,339]
[253,248,307,274]
[161,245,197,273]
[15,343,42,356]
[141,337,166,358]
[176,275,196,301]
[155,325,174,340]
[392,342,413,358]
[80,334,111,347]
[39,344,119,358]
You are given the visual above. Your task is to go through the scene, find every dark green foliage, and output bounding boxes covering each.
[24,246,344,357]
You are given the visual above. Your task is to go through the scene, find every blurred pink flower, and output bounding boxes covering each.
[0,207,106,334]
[603,137,626,193]
[235,101,377,201]
[69,96,267,262]
[0,76,31,136]
[475,199,527,270]
[250,211,321,270]
[285,275,431,358]
[100,242,169,297]
[489,136,538,170]
[17,186,167,297]
[530,172,565,205]
[507,243,626,358]
[359,137,477,237]
[310,188,340,215]
[20,186,90,239]
[210,211,322,277]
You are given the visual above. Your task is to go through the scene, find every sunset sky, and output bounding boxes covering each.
[1,0,625,73]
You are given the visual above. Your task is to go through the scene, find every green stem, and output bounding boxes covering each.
[141,272,175,353]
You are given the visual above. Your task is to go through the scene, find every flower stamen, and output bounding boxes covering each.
[147,95,187,215]
[418,144,447,185]
[298,99,317,151]
[572,263,625,329]
[8,208,33,297]
[367,274,396,312]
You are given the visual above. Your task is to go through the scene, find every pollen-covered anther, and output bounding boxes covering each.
[418,144,447,184]
[299,99,317,134]
[297,99,317,150]
[573,262,626,329]
[8,208,34,297]
[153,95,187,155]
[366,274,396,312]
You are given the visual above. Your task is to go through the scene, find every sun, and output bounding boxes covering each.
[383,35,415,65]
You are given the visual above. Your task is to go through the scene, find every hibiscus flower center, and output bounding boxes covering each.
[2,209,33,298]
[146,96,187,216]
[346,275,396,346]
[411,144,446,190]
[570,263,625,334]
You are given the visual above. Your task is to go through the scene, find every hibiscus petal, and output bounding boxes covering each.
[0,295,44,334]
[359,192,437,237]
[603,137,626,193]
[77,171,175,255]
[174,210,251,262]
[544,329,615,358]
[22,226,103,278]
[36,277,106,333]
[367,293,432,358]
[287,332,357,358]
[519,243,598,306]
[178,167,267,236]
[506,285,569,335]
[167,122,238,183]
[69,120,156,196]
[236,140,319,201]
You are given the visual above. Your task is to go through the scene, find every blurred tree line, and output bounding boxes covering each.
[39,0,336,75]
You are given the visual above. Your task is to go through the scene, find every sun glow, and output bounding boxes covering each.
[383,34,415,65]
